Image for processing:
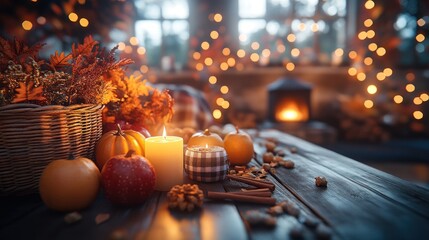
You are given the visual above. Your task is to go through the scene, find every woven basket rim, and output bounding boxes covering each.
[0,103,103,114]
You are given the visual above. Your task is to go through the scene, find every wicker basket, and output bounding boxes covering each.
[0,104,103,196]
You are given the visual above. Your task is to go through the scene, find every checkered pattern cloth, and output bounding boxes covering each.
[154,84,213,130]
[184,147,229,182]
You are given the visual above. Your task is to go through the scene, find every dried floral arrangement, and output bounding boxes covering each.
[0,36,175,132]
[0,35,132,106]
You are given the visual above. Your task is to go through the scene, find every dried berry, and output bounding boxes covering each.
[262,152,274,163]
[315,176,328,187]
[167,184,204,212]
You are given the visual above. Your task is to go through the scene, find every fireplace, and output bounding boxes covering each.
[268,77,312,123]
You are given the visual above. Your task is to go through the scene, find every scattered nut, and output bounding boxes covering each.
[289,224,304,239]
[167,184,204,212]
[315,176,328,187]
[283,160,295,169]
[265,141,276,152]
[290,147,298,153]
[267,205,284,215]
[95,213,110,225]
[302,215,320,228]
[64,211,82,224]
[262,152,274,163]
[262,163,271,171]
[273,156,283,163]
[316,224,332,240]
[276,149,286,157]
[243,210,277,228]
[285,202,301,217]
[234,166,246,172]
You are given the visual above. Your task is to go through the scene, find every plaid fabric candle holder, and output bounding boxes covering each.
[184,146,229,182]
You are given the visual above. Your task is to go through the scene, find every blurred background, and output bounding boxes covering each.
[1,0,428,184]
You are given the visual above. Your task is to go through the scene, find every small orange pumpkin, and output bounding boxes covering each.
[187,129,224,147]
[39,155,100,212]
[96,124,146,169]
[224,126,254,165]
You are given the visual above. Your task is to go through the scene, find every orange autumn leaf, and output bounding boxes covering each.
[49,51,72,70]
[12,81,46,103]
[72,35,98,58]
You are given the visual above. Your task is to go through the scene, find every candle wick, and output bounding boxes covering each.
[163,135,166,141]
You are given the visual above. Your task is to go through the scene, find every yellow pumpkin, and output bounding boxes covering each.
[96,124,146,169]
[39,155,100,212]
[187,129,224,147]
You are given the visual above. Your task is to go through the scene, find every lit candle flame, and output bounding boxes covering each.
[205,144,209,148]
[162,126,167,140]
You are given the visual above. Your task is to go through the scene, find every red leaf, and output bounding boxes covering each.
[0,37,44,70]
[49,51,72,69]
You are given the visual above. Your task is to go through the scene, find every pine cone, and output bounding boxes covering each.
[167,184,204,212]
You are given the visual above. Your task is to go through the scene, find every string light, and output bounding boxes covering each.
[367,85,377,94]
[364,100,374,108]
[368,43,377,51]
[227,57,236,67]
[137,47,146,55]
[291,48,300,57]
[208,76,217,84]
[364,19,373,27]
[140,65,149,73]
[406,84,415,92]
[201,41,210,50]
[251,42,260,50]
[285,62,295,71]
[129,37,139,46]
[213,109,222,119]
[220,62,229,70]
[413,111,423,120]
[220,86,229,94]
[210,31,219,39]
[348,67,357,76]
[68,12,78,22]
[413,97,423,105]
[364,57,373,65]
[192,52,201,60]
[22,20,33,30]
[393,95,403,104]
[237,49,246,58]
[376,72,386,81]
[365,0,375,10]
[287,34,296,42]
[222,48,230,56]
[79,18,89,27]
[348,51,357,59]
[420,93,429,101]
[376,47,386,56]
[416,34,425,43]
[357,72,366,81]
[213,13,223,22]
[417,18,426,27]
[250,53,259,62]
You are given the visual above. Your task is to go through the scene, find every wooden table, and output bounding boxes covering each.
[1,129,429,240]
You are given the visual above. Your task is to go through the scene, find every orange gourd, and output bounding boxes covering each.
[187,129,224,147]
[39,155,100,212]
[224,126,254,165]
[96,124,146,169]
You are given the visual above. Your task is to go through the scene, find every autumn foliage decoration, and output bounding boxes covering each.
[0,36,133,106]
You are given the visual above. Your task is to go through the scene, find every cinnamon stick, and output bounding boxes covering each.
[227,175,275,191]
[241,188,271,192]
[228,191,272,197]
[206,191,276,205]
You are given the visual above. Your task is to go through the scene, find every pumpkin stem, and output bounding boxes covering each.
[67,152,75,160]
[115,124,125,136]
[203,129,210,136]
[125,150,135,158]
[235,126,240,134]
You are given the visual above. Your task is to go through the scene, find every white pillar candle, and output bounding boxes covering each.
[145,127,183,191]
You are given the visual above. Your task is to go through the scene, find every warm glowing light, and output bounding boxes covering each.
[204,58,213,66]
[220,62,229,71]
[261,49,270,58]
[250,53,259,62]
[364,57,373,65]
[239,34,248,42]
[420,93,429,101]
[416,34,425,43]
[79,18,89,27]
[417,18,426,27]
[117,42,125,51]
[368,43,378,51]
[237,49,246,58]
[210,31,219,39]
[365,0,375,9]
[406,72,415,81]
[137,47,146,55]
[221,101,230,109]
[367,85,377,94]
[277,44,286,53]
[37,16,46,25]
[22,21,33,30]
[413,97,423,105]
[276,102,308,121]
[376,47,386,56]
[291,48,300,57]
[130,37,139,46]
[208,76,217,84]
[364,19,373,27]
[358,31,367,40]
[311,23,319,32]
[286,62,295,71]
[367,30,375,39]
[334,48,344,57]
[162,126,167,138]
[406,84,415,92]
[216,98,224,106]
[193,52,201,60]
[68,12,78,22]
[251,42,260,50]
[140,65,149,73]
[214,13,223,22]
[201,41,210,50]
[348,67,357,76]
[376,72,386,81]
[413,111,423,120]
[393,95,403,104]
[383,68,393,76]
[222,48,230,56]
[348,51,357,59]
[213,109,222,119]
[124,45,132,54]
[196,63,204,71]
[298,22,306,31]
[357,72,366,81]
[220,86,229,94]
[287,34,296,42]
[364,100,374,108]
[236,63,244,71]
[227,57,236,67]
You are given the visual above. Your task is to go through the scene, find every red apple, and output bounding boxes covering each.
[101,150,156,206]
